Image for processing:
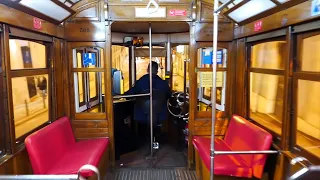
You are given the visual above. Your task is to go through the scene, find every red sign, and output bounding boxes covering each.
[33,17,42,30]
[169,9,187,16]
[254,20,262,32]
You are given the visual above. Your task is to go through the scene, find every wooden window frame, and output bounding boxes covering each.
[246,36,287,143]
[5,33,53,146]
[291,30,320,162]
[70,45,106,120]
[0,27,6,157]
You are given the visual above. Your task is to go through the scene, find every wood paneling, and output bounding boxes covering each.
[0,4,63,38]
[64,22,106,41]
[193,118,229,136]
[233,38,247,117]
[197,1,231,23]
[108,5,192,21]
[234,1,320,39]
[195,23,234,42]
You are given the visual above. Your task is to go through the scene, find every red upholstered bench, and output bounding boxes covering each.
[25,116,109,179]
[193,115,272,179]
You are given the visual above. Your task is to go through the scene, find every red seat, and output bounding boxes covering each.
[193,115,272,179]
[25,116,109,178]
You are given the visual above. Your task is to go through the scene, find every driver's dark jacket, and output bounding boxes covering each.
[124,74,171,124]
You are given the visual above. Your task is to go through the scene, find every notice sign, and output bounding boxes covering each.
[135,7,166,18]
[169,9,187,16]
[254,20,262,32]
[311,0,320,16]
[33,17,42,30]
[201,72,223,88]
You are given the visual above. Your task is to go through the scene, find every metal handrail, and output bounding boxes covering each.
[288,156,320,180]
[0,164,100,180]
[113,93,150,99]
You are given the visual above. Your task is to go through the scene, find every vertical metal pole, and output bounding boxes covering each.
[149,23,154,157]
[129,46,136,87]
[210,0,219,179]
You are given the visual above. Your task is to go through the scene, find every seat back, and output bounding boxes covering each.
[224,115,272,178]
[25,116,76,174]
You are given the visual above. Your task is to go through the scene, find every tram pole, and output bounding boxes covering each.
[210,0,219,179]
[149,22,154,157]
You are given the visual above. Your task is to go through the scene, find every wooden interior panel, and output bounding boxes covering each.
[69,0,102,22]
[234,0,319,39]
[64,22,106,41]
[198,1,231,23]
[233,38,247,117]
[108,5,191,21]
[195,23,234,42]
[0,4,63,38]
[193,118,229,136]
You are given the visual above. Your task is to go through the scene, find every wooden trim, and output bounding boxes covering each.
[3,25,16,153]
[9,27,53,42]
[246,29,287,42]
[293,19,320,34]
[250,68,285,75]
[74,113,106,120]
[293,72,320,81]
[188,21,196,169]
[195,41,229,49]
[72,68,104,72]
[234,0,315,39]
[105,24,114,168]
[10,69,49,78]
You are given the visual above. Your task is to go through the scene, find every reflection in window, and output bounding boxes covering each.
[297,80,320,157]
[251,41,285,69]
[250,73,284,134]
[74,72,104,113]
[300,34,320,72]
[12,75,49,138]
[9,40,46,70]
[173,45,189,92]
[112,46,129,92]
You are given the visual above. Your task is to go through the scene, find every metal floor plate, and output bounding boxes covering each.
[106,168,197,180]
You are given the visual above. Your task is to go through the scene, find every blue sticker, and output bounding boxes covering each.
[311,0,320,16]
[83,53,96,66]
[217,50,223,65]
[202,49,213,65]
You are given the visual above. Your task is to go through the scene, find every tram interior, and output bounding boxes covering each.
[0,0,320,180]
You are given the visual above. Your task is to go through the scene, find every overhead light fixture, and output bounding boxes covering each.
[19,0,71,21]
[228,0,276,22]
[277,0,290,3]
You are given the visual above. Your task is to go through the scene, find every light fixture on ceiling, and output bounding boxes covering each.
[228,0,276,22]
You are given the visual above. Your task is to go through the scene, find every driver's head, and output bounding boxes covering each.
[147,61,158,74]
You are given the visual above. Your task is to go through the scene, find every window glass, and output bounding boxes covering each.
[173,45,190,91]
[251,41,285,70]
[135,57,165,80]
[74,72,104,113]
[12,74,49,138]
[112,46,129,92]
[296,80,320,157]
[9,40,46,70]
[250,72,284,134]
[74,50,103,68]
[300,34,320,72]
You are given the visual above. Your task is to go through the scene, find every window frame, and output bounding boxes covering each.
[71,45,106,120]
[0,25,6,157]
[291,30,320,161]
[246,36,287,141]
[7,37,52,144]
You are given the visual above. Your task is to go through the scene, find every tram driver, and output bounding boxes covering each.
[124,61,171,144]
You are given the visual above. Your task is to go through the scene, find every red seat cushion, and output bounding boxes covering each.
[47,138,109,177]
[193,136,253,178]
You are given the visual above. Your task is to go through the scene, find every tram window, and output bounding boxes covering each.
[9,39,50,139]
[296,80,320,157]
[136,57,165,80]
[251,41,285,70]
[172,45,189,92]
[9,40,47,70]
[112,45,129,92]
[74,49,103,68]
[249,40,285,135]
[74,72,105,113]
[299,34,320,72]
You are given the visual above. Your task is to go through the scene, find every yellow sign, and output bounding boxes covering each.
[200,72,223,87]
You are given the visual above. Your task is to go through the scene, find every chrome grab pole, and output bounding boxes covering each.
[210,0,219,179]
[149,22,154,157]
[211,1,235,179]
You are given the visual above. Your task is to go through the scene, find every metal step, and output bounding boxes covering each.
[106,167,197,180]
